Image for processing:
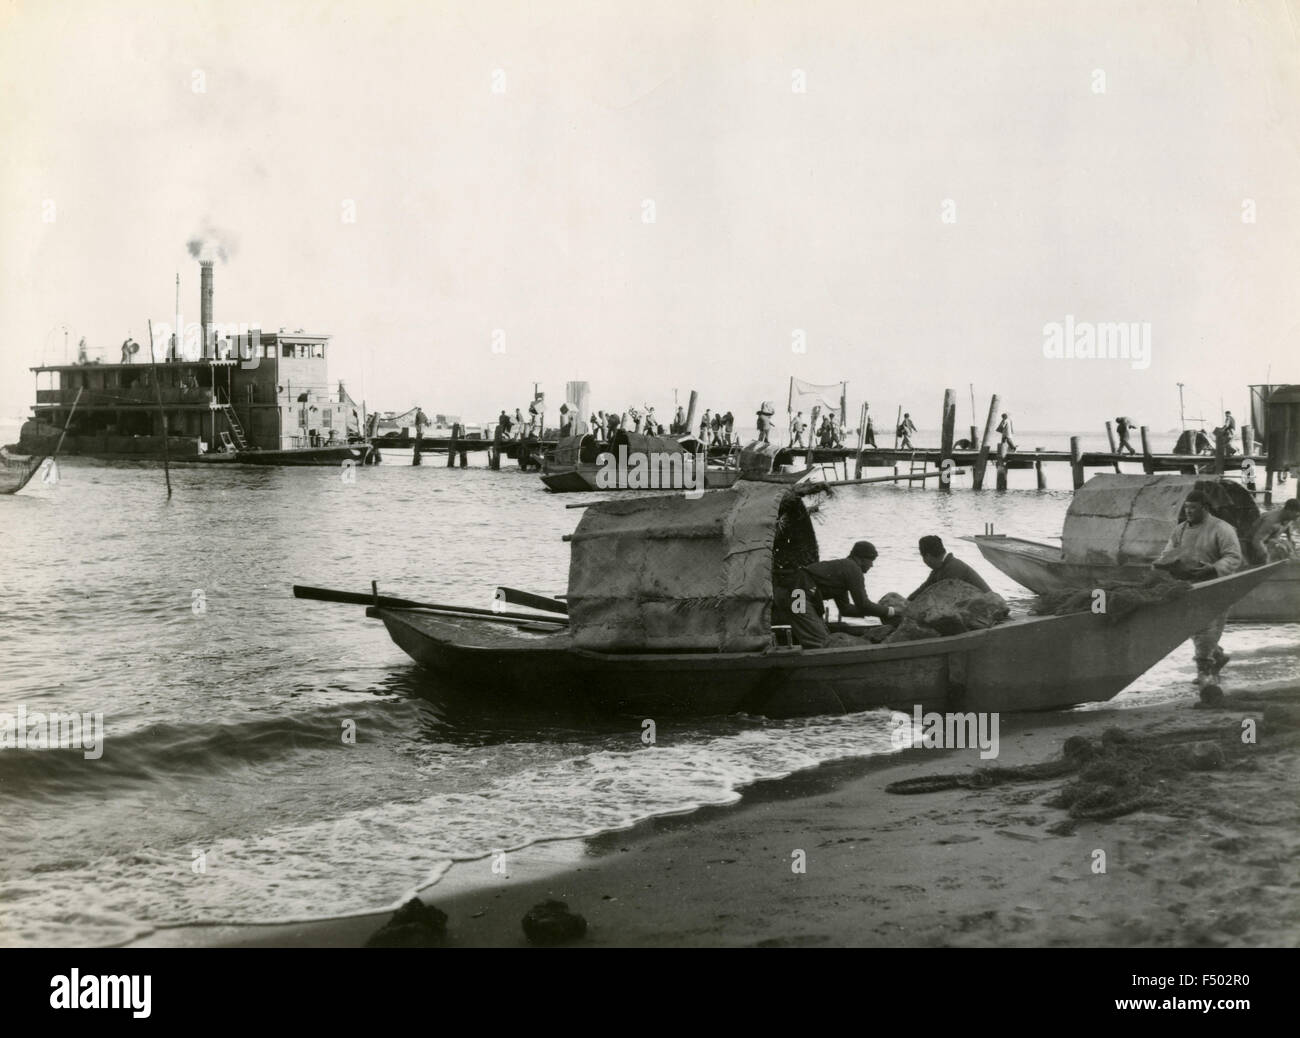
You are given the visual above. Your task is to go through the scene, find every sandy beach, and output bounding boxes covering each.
[131,679,1300,949]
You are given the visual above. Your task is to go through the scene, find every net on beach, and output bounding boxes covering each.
[886,692,1300,829]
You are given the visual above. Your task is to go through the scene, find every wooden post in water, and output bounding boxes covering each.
[940,388,956,490]
[972,395,1000,489]
[1070,436,1085,489]
[1035,449,1047,489]
[146,320,172,498]
[854,401,868,478]
[490,422,503,470]
[684,390,699,439]
[1140,426,1155,474]
[1241,424,1253,456]
[447,422,459,468]
[969,425,978,447]
[1105,421,1122,473]
[995,440,1009,490]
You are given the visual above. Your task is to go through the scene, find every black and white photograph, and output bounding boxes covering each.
[1,0,1296,992]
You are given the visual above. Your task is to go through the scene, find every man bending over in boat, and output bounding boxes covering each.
[908,536,992,600]
[1151,490,1243,686]
[773,541,899,648]
[1248,499,1298,563]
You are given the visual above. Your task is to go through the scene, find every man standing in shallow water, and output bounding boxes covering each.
[1152,490,1243,687]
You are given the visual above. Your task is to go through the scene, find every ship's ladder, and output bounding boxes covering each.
[216,389,249,451]
[907,452,928,483]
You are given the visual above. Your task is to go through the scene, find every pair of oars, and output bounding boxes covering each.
[292,583,569,626]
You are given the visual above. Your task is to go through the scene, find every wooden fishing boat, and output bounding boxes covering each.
[2,386,81,495]
[235,443,379,466]
[364,565,1276,717]
[965,474,1298,623]
[540,431,741,493]
[299,481,1282,718]
[0,450,48,495]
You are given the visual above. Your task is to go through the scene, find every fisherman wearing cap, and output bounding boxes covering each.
[773,541,898,648]
[1152,489,1243,684]
[908,535,992,600]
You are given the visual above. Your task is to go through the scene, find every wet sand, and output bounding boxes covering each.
[133,680,1300,949]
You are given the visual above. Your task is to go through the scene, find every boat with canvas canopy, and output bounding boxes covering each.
[966,474,1298,623]
[296,481,1282,717]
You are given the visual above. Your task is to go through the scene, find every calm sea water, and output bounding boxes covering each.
[1,427,1295,947]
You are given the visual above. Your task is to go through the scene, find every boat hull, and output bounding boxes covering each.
[367,563,1281,717]
[1,452,47,494]
[236,444,379,466]
[969,535,1299,624]
[540,462,739,493]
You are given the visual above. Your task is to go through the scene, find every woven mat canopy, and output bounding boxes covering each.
[565,482,816,652]
[1062,474,1258,565]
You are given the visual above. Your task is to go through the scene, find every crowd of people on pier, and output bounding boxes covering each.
[493,402,742,445]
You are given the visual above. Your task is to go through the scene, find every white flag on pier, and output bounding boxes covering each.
[788,377,844,415]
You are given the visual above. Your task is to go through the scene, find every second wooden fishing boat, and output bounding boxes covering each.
[966,474,1298,623]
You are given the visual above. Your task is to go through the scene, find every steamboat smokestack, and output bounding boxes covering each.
[200,259,214,357]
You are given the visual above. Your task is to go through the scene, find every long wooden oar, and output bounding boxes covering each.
[494,586,569,614]
[293,584,569,625]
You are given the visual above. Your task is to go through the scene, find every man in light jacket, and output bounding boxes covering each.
[1152,490,1243,684]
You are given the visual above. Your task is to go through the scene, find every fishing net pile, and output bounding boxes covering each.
[862,581,1011,644]
[886,690,1300,833]
[1030,574,1192,621]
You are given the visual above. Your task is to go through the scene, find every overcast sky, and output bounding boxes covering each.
[3,0,1298,435]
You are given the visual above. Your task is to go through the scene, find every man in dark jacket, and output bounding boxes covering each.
[908,536,992,600]
[772,541,898,648]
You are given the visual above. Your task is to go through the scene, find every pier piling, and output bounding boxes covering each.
[1070,436,1084,489]
[972,394,1000,489]
[1104,421,1121,473]
[1140,426,1154,474]
[940,389,956,488]
[995,441,1009,490]
[1035,450,1046,489]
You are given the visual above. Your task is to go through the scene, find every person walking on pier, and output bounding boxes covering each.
[699,409,712,444]
[1115,416,1137,454]
[996,412,1017,452]
[897,413,917,449]
[1222,410,1237,452]
[1151,489,1243,689]
[790,412,805,447]
[862,412,877,447]
[755,402,775,444]
[722,411,735,445]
